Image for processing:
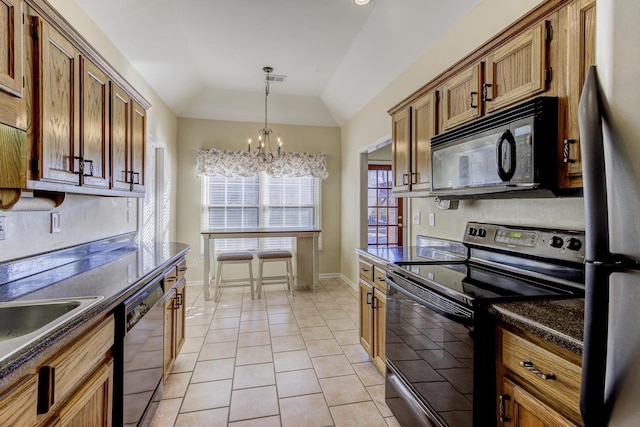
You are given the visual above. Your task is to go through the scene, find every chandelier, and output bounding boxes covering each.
[247,66,283,163]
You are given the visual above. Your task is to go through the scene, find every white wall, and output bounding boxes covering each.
[175,118,342,280]
[0,0,179,262]
[339,0,588,285]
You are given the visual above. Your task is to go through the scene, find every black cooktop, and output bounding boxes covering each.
[394,262,583,307]
[387,223,586,307]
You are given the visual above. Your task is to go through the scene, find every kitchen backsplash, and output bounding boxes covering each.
[410,196,585,243]
[0,194,135,263]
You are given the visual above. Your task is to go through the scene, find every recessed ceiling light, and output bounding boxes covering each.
[354,0,370,5]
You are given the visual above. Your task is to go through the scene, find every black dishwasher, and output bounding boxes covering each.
[113,275,165,427]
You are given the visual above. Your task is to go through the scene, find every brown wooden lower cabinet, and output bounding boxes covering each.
[56,359,114,427]
[0,315,115,427]
[0,375,38,426]
[359,279,374,355]
[163,288,176,380]
[496,325,582,426]
[501,377,577,427]
[357,254,387,375]
[372,287,387,373]
[163,259,188,379]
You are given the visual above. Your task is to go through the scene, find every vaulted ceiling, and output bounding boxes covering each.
[75,0,479,127]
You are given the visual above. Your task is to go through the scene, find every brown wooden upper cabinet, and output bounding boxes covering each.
[391,107,410,193]
[441,63,483,131]
[392,90,437,195]
[0,0,26,129]
[131,100,146,193]
[35,19,109,189]
[560,0,596,189]
[485,21,549,113]
[0,1,149,201]
[111,83,146,193]
[35,18,81,185]
[389,0,596,193]
[0,0,23,97]
[80,57,110,189]
[410,91,437,192]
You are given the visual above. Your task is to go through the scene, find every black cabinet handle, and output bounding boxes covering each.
[499,394,511,422]
[469,91,478,108]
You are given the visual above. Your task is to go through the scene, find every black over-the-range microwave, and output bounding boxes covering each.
[430,96,560,199]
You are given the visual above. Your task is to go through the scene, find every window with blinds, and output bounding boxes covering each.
[202,173,321,251]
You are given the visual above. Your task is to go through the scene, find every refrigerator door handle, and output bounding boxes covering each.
[579,65,611,263]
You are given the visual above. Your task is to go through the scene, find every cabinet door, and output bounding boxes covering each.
[442,63,483,130]
[175,280,186,356]
[500,377,577,427]
[391,107,411,193]
[0,375,37,427]
[80,57,109,188]
[485,21,548,113]
[57,359,113,427]
[359,279,374,356]
[130,100,146,193]
[559,0,596,188]
[37,19,80,184]
[372,288,386,373]
[0,0,24,97]
[110,82,131,191]
[163,291,176,380]
[411,91,437,192]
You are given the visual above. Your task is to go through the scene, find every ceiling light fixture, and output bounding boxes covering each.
[354,0,370,5]
[247,66,283,163]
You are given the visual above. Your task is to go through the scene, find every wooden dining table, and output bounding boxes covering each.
[201,227,320,300]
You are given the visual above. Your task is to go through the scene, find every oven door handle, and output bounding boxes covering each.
[386,274,473,326]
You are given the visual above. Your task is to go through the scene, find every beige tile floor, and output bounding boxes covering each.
[150,277,400,427]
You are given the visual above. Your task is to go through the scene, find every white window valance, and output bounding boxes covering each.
[196,149,329,179]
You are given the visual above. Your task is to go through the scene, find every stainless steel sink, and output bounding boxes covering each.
[0,297,103,363]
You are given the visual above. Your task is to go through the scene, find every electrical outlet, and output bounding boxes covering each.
[412,211,421,225]
[192,258,199,267]
[428,212,436,226]
[0,216,6,240]
[51,212,61,233]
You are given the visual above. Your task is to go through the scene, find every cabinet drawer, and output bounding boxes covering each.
[164,265,179,288]
[176,259,188,280]
[373,266,387,292]
[45,315,114,410]
[359,259,374,283]
[501,329,581,420]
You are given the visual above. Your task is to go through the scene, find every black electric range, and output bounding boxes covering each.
[385,222,585,427]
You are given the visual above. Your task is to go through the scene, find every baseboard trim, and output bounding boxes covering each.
[188,273,350,289]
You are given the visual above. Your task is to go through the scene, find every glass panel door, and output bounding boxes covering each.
[368,165,402,246]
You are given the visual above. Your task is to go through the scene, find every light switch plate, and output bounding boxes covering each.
[0,216,6,240]
[412,212,421,225]
[428,212,436,226]
[51,212,61,233]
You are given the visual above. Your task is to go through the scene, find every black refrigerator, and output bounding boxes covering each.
[579,2,640,424]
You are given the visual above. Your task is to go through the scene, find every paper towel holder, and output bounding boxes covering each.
[0,189,65,211]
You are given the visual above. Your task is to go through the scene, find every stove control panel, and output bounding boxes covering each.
[464,222,585,263]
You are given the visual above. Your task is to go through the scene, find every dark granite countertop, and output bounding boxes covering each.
[0,238,190,389]
[489,298,585,355]
[356,242,466,265]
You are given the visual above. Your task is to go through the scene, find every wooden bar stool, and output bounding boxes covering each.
[212,251,255,301]
[256,250,295,298]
